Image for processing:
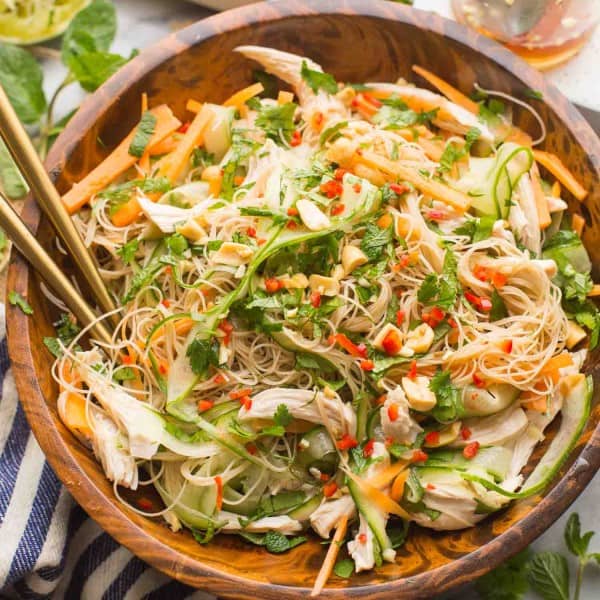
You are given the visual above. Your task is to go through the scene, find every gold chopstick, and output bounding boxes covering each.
[0,84,117,321]
[0,191,113,346]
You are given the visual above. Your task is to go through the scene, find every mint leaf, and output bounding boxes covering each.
[61,0,117,65]
[43,337,63,358]
[476,549,531,600]
[8,291,33,315]
[0,138,27,199]
[128,111,157,158]
[334,558,354,578]
[67,51,128,92]
[564,512,594,559]
[361,222,393,261]
[0,43,46,124]
[300,61,338,95]
[263,531,306,554]
[527,551,569,600]
[417,249,459,310]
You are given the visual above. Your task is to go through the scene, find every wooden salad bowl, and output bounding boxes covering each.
[6,1,600,597]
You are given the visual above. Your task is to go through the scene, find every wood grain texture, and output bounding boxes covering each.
[6,1,600,598]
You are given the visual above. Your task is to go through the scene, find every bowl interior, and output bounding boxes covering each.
[8,3,600,598]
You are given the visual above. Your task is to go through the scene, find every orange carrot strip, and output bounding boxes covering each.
[149,317,194,343]
[158,105,213,183]
[412,65,479,114]
[310,516,349,597]
[551,181,561,197]
[357,150,471,212]
[587,284,600,298]
[365,460,409,489]
[533,149,587,201]
[390,470,409,502]
[346,471,411,519]
[505,127,533,147]
[223,82,264,109]
[62,105,181,214]
[540,353,573,383]
[521,393,549,412]
[530,167,552,229]
[572,213,585,237]
[111,197,142,228]
[186,99,203,113]
[149,135,180,156]
[60,391,93,440]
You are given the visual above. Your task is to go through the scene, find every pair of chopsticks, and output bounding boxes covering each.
[0,84,116,346]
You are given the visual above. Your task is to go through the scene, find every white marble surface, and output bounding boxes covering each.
[44,0,599,597]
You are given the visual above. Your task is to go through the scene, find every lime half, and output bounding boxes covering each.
[0,0,90,45]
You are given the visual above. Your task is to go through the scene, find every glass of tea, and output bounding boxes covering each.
[452,0,600,70]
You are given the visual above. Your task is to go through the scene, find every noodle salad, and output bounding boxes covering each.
[50,46,598,587]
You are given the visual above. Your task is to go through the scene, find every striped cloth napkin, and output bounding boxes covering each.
[0,305,212,599]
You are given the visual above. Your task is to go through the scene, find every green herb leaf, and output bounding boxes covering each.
[476,549,532,600]
[490,289,508,321]
[0,43,46,124]
[564,512,594,559]
[129,111,157,158]
[61,0,117,65]
[8,291,33,315]
[525,89,543,100]
[453,216,494,243]
[273,403,292,427]
[255,102,297,143]
[300,61,338,95]
[113,367,137,383]
[417,249,460,310]
[320,120,348,146]
[263,531,307,554]
[116,239,139,264]
[361,222,393,261]
[527,551,569,600]
[239,206,288,225]
[0,138,27,199]
[43,337,63,358]
[333,558,355,578]
[191,523,217,545]
[166,233,189,256]
[429,369,462,423]
[67,51,128,92]
[186,337,221,377]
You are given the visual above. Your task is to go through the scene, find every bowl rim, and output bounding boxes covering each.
[7,0,600,597]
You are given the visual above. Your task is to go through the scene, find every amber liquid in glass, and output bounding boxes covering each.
[452,0,600,70]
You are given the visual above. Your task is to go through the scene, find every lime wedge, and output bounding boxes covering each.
[0,0,90,45]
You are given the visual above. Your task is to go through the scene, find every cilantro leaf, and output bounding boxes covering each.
[438,142,464,174]
[8,291,33,315]
[417,249,460,310]
[429,369,462,422]
[263,531,307,554]
[527,551,569,600]
[255,102,297,143]
[300,61,338,94]
[129,111,157,158]
[186,337,221,377]
[465,126,481,149]
[453,216,494,243]
[361,222,393,261]
[273,404,292,427]
[0,43,46,124]
[476,549,531,600]
[334,559,355,578]
[116,239,139,264]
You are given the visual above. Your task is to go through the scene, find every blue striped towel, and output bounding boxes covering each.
[0,305,213,599]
